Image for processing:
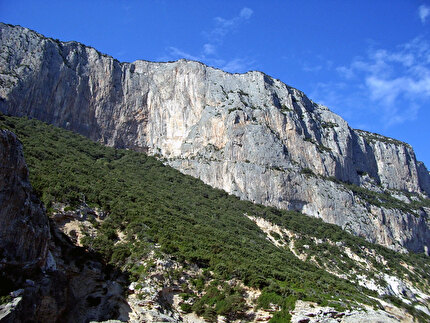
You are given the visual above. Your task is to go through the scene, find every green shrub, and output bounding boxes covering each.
[180,302,192,313]
[1,115,428,321]
[257,292,283,309]
[0,295,12,305]
[301,167,315,176]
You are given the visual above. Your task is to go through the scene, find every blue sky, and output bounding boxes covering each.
[1,1,430,167]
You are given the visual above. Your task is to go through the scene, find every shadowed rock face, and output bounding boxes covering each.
[0,129,49,266]
[1,23,429,252]
[0,129,131,322]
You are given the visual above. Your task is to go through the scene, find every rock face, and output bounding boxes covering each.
[0,129,49,267]
[0,23,429,252]
[0,128,131,322]
[290,300,414,323]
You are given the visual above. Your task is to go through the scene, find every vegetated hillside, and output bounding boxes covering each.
[1,114,429,322]
[0,128,132,323]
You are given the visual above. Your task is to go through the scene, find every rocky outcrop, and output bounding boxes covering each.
[290,300,414,323]
[0,129,131,322]
[0,23,429,252]
[0,129,49,267]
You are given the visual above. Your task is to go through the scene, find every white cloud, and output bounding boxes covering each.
[160,8,255,73]
[336,66,354,79]
[363,40,430,107]
[162,48,254,73]
[203,43,216,55]
[210,7,253,41]
[221,58,255,73]
[366,74,430,105]
[240,7,253,19]
[320,37,430,126]
[419,5,430,24]
[167,47,201,61]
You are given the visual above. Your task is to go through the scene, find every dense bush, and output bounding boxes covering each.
[1,114,429,321]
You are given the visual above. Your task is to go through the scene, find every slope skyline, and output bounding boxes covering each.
[0,1,429,167]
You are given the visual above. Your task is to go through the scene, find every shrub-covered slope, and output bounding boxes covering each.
[1,114,429,322]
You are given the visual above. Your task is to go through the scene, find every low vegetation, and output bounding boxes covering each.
[1,114,429,322]
[357,129,408,147]
[326,176,430,214]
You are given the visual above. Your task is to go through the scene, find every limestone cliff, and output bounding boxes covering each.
[0,23,429,252]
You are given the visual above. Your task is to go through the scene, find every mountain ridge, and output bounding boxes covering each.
[0,22,429,253]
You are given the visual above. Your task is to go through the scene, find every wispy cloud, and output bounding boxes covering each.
[161,47,254,73]
[167,47,201,61]
[221,58,255,73]
[209,7,253,41]
[310,37,430,129]
[300,55,333,74]
[203,43,216,55]
[159,7,254,73]
[349,38,430,119]
[302,63,323,72]
[419,4,430,24]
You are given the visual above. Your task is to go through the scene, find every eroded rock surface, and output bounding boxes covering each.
[0,129,49,267]
[1,23,429,251]
[290,300,414,323]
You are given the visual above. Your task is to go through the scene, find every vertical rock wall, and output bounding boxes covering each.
[0,129,49,266]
